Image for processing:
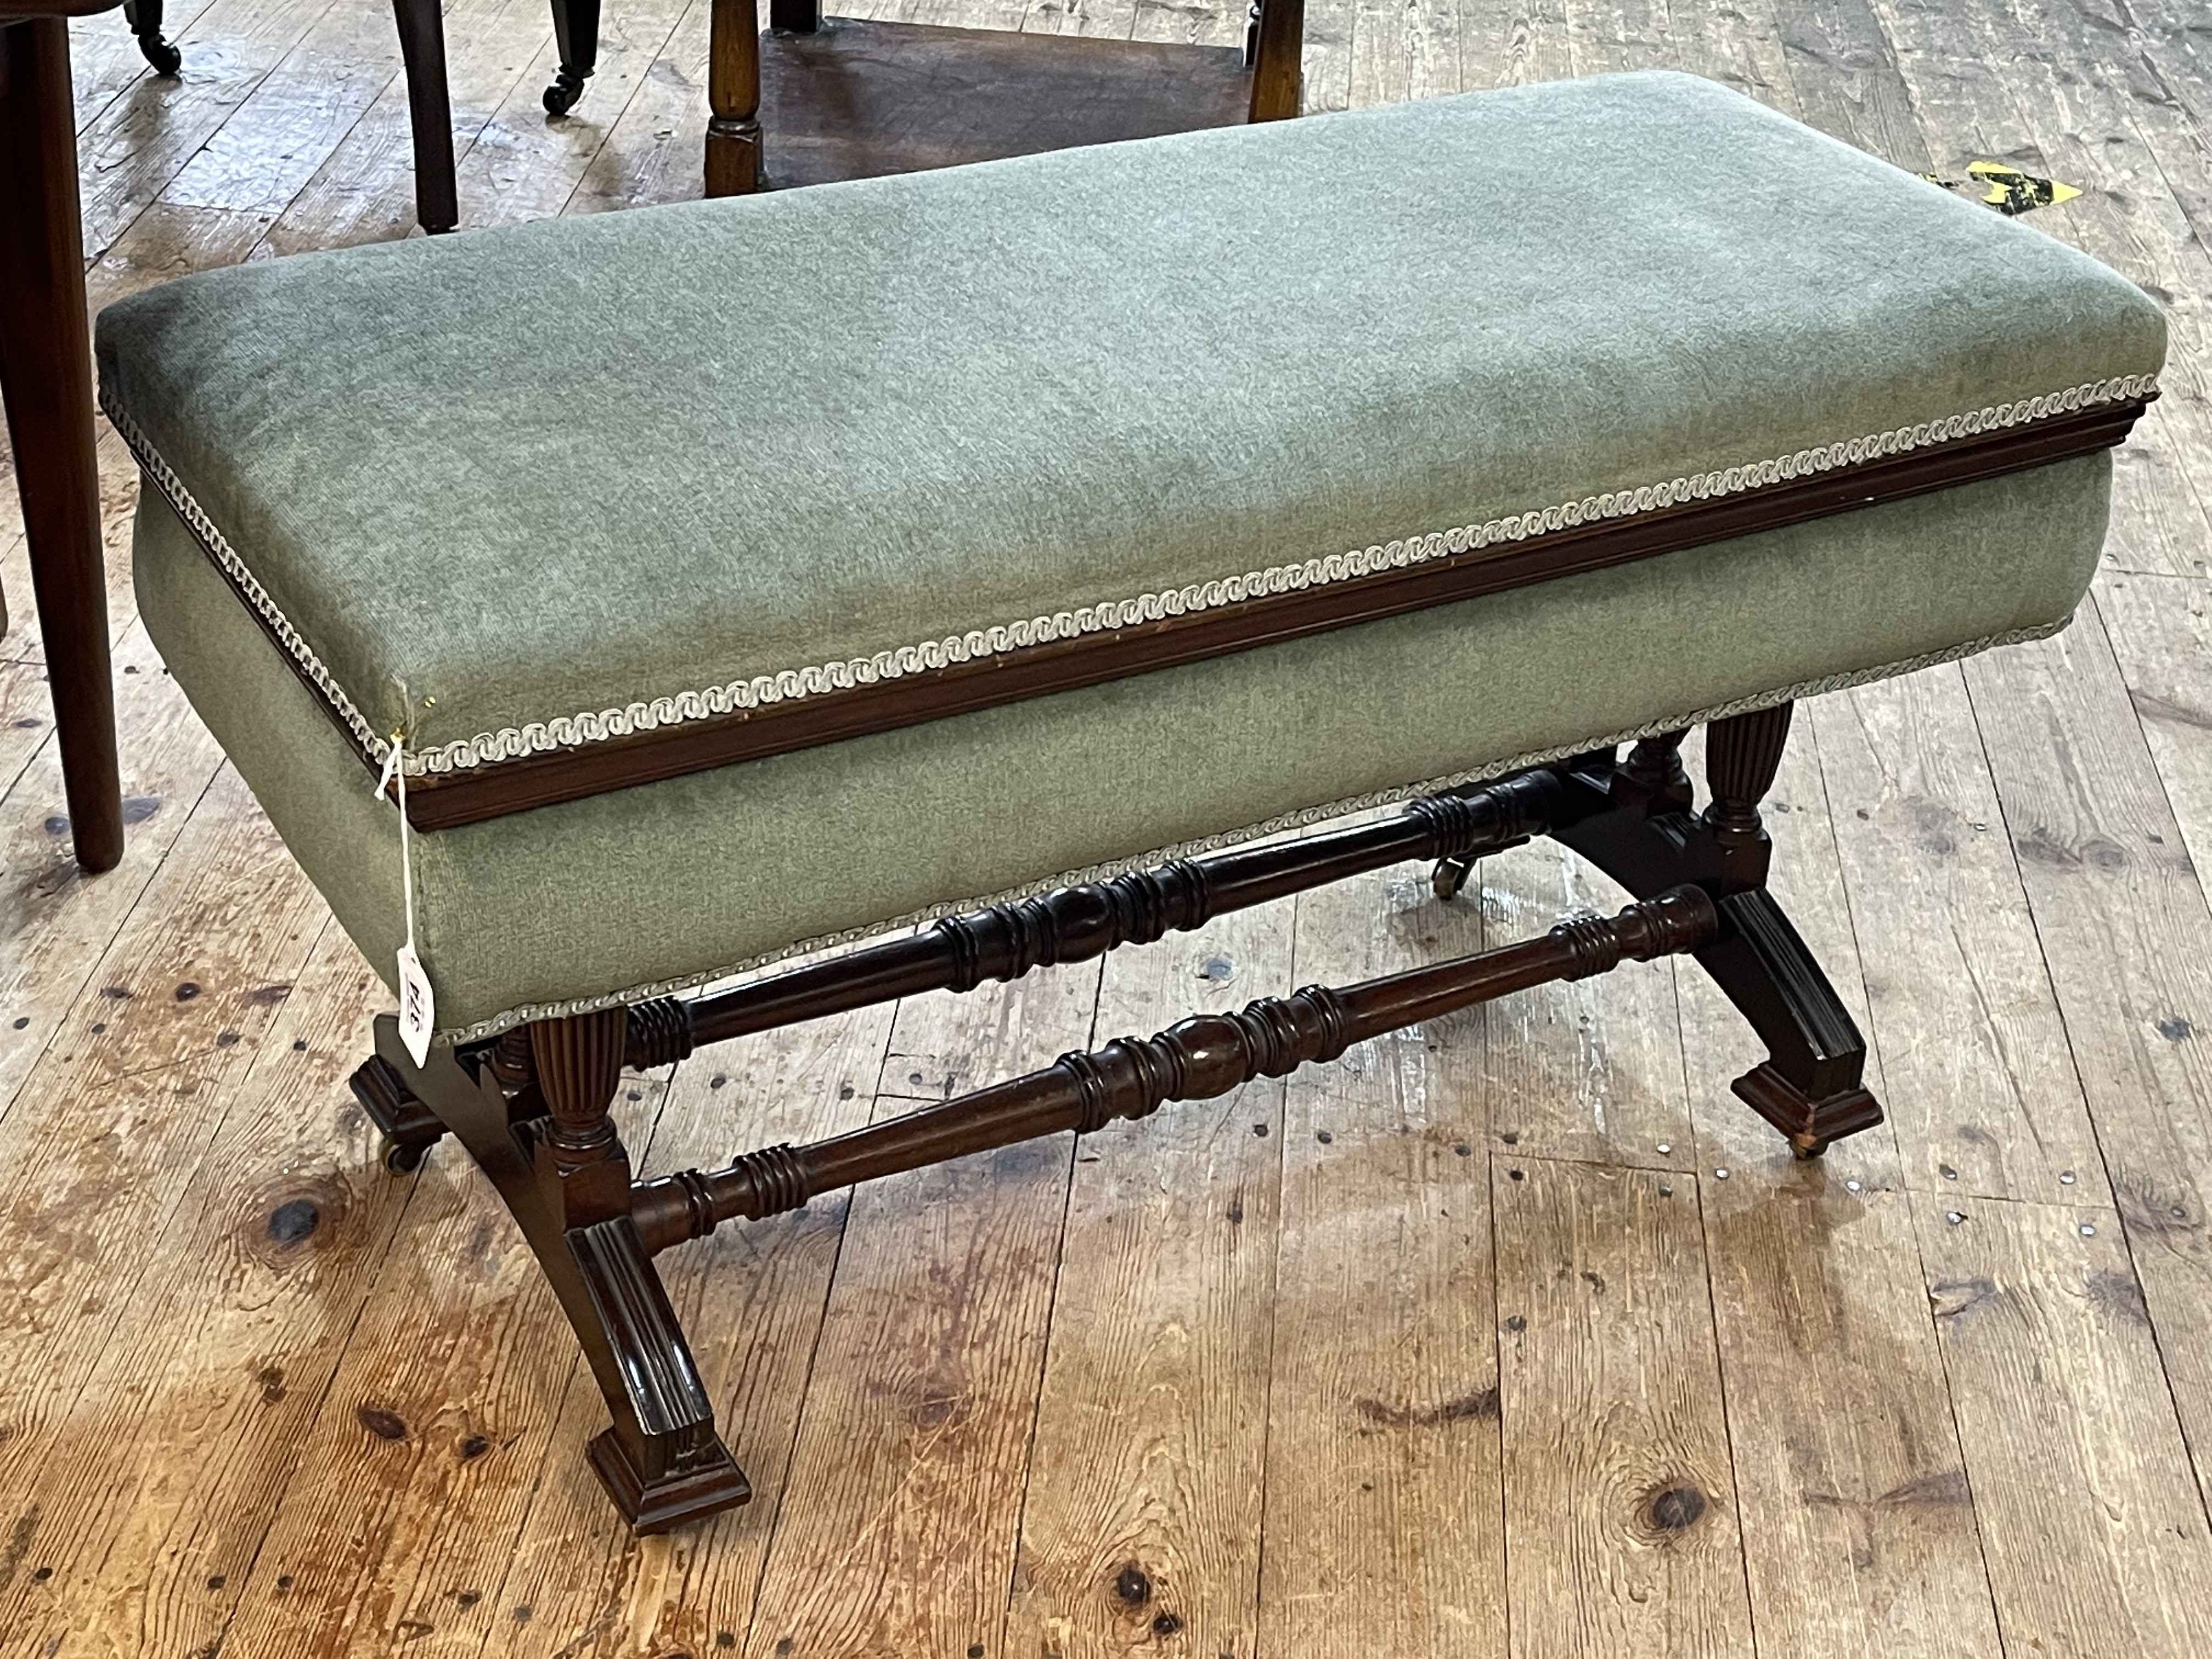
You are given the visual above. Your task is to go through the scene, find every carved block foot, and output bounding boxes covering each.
[586,1426,752,1534]
[1731,1061,1884,1160]
[349,1052,445,1173]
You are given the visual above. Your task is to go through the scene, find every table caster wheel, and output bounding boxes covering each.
[543,71,587,115]
[1431,855,1475,902]
[355,1052,444,1174]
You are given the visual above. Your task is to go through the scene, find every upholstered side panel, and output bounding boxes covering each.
[135,452,2110,1037]
[99,72,2164,782]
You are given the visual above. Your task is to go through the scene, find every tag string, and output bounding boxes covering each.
[396,753,416,952]
[375,734,417,952]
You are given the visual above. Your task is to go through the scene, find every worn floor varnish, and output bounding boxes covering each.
[2,0,2210,1652]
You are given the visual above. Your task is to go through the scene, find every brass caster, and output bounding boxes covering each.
[354,1051,445,1175]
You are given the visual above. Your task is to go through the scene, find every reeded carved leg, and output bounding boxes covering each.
[706,0,764,195]
[1696,707,1878,1157]
[543,0,600,114]
[1552,706,1882,1159]
[123,0,182,75]
[366,1009,752,1533]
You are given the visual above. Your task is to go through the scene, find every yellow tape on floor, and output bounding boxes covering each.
[1920,160,2083,217]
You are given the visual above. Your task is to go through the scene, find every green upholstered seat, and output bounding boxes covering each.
[100,71,2163,1042]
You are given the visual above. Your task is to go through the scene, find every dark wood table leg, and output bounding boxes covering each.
[1246,0,1302,120]
[542,0,597,115]
[706,0,763,196]
[120,0,179,72]
[0,18,124,875]
[392,0,458,232]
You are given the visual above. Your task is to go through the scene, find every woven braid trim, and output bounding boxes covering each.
[104,375,2155,781]
[439,613,2070,1045]
[105,391,394,765]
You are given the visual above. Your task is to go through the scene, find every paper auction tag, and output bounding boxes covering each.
[396,940,435,1069]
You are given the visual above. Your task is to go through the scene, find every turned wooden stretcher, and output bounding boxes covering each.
[98,74,2165,1531]
[352,738,1831,1527]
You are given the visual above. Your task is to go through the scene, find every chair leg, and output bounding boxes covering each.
[122,0,182,75]
[543,0,600,115]
[0,19,126,877]
[391,0,459,233]
[1552,706,1882,1160]
[1246,0,1303,122]
[706,0,764,195]
[767,0,818,31]
[373,1010,752,1533]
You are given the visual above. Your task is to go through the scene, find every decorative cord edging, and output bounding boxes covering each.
[102,390,393,769]
[103,374,2155,781]
[437,613,2069,1044]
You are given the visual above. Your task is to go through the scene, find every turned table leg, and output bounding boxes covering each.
[543,0,599,114]
[392,0,459,232]
[0,19,124,877]
[121,0,181,74]
[707,0,764,196]
[1246,0,1303,120]
[1618,727,1693,806]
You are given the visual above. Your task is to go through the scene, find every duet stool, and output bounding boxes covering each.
[97,73,2164,1532]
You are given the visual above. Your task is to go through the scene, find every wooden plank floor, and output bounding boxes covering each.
[3,0,2212,1650]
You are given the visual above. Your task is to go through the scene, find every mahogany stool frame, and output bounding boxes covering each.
[351,702,1878,1532]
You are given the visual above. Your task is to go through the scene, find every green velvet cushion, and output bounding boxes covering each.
[137,451,2111,1040]
[97,71,2162,789]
